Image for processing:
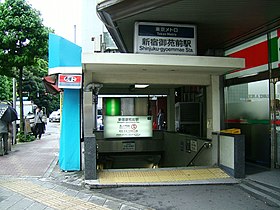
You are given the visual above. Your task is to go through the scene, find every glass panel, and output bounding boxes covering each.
[121,98,134,116]
[275,81,280,165]
[225,81,269,121]
[135,98,148,115]
[105,98,121,116]
[225,80,270,167]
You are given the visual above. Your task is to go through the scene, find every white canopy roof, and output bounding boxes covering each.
[82,53,244,86]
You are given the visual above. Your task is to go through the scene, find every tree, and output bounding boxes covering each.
[0,75,12,101]
[21,59,60,116]
[0,0,50,132]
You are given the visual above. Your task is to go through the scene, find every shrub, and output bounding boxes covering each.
[17,132,36,142]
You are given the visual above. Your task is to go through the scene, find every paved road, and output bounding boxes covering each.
[91,184,279,210]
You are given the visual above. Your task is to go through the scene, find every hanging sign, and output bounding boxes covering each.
[58,74,82,89]
[134,22,197,55]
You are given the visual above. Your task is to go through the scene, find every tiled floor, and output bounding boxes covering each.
[0,180,109,210]
[98,167,230,184]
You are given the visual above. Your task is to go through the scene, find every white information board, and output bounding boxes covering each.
[104,116,153,138]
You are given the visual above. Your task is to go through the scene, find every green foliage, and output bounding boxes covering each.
[19,60,60,115]
[31,58,48,78]
[0,0,57,130]
[0,0,51,76]
[0,75,12,101]
[17,131,36,142]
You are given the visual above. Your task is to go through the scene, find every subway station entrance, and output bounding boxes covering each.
[82,52,244,184]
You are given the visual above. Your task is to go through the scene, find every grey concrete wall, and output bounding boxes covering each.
[162,132,213,167]
[84,134,97,180]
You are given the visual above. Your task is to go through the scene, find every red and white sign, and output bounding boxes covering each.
[225,29,280,79]
[58,74,82,89]
[225,35,268,79]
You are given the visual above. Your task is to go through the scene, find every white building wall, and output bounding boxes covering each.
[207,75,221,138]
[81,0,104,53]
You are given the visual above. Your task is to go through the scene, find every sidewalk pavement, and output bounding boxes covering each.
[245,163,280,189]
[1,123,279,209]
[0,123,151,210]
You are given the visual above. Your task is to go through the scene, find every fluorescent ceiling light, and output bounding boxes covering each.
[135,84,149,88]
[151,95,157,100]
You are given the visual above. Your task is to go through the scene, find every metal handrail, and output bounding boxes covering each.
[187,142,212,167]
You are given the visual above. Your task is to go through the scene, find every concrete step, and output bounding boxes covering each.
[239,179,280,208]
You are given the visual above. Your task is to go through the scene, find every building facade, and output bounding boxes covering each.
[76,1,280,181]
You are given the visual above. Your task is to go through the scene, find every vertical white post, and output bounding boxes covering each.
[83,91,94,135]
[167,88,175,132]
[12,78,17,144]
[211,75,221,133]
[207,76,221,136]
[207,75,221,165]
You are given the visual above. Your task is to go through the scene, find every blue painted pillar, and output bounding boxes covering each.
[59,89,81,171]
[48,33,82,171]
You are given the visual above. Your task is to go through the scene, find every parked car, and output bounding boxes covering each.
[49,110,60,122]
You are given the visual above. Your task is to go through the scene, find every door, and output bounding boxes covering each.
[225,80,271,167]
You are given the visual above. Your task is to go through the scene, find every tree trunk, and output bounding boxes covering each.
[19,66,24,133]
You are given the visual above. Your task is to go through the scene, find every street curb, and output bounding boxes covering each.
[85,178,240,189]
[43,155,59,178]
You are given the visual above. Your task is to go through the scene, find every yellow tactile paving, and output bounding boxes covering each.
[0,180,109,210]
[98,167,230,184]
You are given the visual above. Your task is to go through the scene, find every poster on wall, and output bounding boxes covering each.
[134,22,197,55]
[104,116,153,138]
